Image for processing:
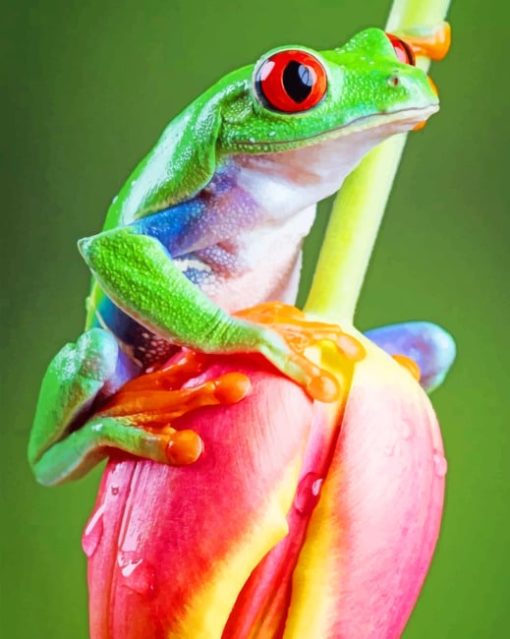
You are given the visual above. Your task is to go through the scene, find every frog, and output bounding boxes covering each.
[28,27,455,486]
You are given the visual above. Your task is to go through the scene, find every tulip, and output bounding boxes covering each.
[84,324,447,639]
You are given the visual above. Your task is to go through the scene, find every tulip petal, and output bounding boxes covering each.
[282,334,445,638]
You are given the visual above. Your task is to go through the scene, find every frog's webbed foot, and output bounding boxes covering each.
[31,350,252,485]
[365,321,456,393]
[235,302,365,403]
[393,21,451,61]
[98,353,251,463]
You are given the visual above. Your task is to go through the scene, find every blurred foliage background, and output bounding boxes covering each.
[1,0,508,636]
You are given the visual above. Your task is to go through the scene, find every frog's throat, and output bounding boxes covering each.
[233,104,439,153]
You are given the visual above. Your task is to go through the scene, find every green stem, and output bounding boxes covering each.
[304,0,451,323]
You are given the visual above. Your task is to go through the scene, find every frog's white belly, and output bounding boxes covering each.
[175,122,393,311]
[198,204,315,311]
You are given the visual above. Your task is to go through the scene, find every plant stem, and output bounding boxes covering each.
[304,0,451,323]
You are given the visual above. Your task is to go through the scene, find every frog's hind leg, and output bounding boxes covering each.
[28,328,137,483]
[30,415,192,486]
[365,321,456,392]
[30,338,251,485]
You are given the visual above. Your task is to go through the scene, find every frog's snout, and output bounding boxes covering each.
[385,66,439,107]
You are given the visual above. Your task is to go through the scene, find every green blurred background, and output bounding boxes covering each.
[1,0,508,636]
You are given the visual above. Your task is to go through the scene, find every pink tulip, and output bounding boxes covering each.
[84,327,446,639]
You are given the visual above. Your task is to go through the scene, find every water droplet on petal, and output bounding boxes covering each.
[82,504,105,558]
[117,551,155,596]
[117,549,141,576]
[433,450,448,477]
[295,472,323,515]
[111,485,120,496]
[401,421,413,440]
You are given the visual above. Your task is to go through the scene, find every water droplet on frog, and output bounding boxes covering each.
[81,504,105,558]
[433,450,448,477]
[117,551,155,596]
[295,472,323,515]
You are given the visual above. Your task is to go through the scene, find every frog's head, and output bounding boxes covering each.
[112,28,441,224]
[171,27,437,215]
[217,28,438,154]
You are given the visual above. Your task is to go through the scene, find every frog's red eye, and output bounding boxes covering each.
[386,34,416,66]
[254,50,327,113]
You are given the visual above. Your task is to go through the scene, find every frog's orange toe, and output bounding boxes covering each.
[212,372,252,404]
[236,302,365,402]
[402,21,451,61]
[166,429,204,465]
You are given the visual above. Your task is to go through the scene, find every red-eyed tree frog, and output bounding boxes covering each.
[28,28,455,486]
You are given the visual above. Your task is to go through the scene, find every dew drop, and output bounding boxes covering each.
[401,421,413,440]
[295,472,323,515]
[117,550,142,577]
[111,485,120,496]
[81,504,105,558]
[433,450,448,477]
[117,550,155,596]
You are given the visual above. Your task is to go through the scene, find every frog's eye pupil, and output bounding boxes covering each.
[255,50,327,113]
[282,61,314,103]
[386,34,416,66]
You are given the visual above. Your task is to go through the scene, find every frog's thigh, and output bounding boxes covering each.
[28,328,124,467]
[365,321,456,392]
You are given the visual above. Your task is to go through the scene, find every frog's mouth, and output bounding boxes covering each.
[232,102,440,221]
[240,104,439,153]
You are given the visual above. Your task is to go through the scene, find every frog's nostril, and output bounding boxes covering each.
[388,75,400,88]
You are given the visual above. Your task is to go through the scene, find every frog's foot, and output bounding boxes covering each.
[32,356,252,485]
[235,302,365,403]
[394,21,451,61]
[32,415,201,486]
[99,356,251,467]
[365,321,456,392]
[99,365,251,427]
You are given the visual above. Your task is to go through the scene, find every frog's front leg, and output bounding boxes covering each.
[79,227,339,401]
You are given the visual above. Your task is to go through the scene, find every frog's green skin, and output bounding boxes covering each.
[28,28,452,486]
